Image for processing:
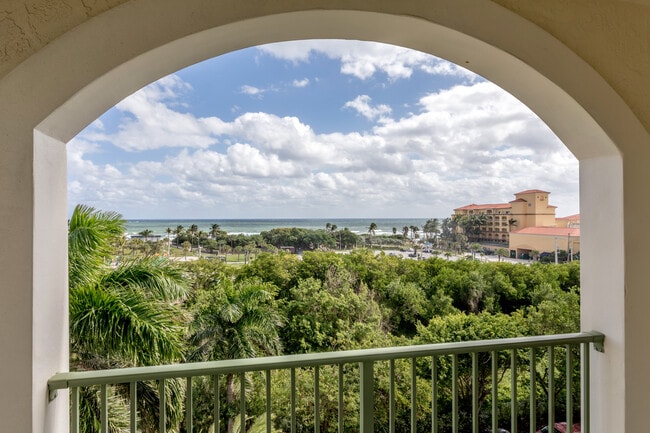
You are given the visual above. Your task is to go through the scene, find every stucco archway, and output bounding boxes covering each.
[1,2,646,432]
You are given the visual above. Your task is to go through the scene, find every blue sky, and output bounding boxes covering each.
[68,40,579,219]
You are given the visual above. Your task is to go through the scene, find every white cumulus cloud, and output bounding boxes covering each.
[259,40,479,82]
[240,85,265,96]
[68,43,578,218]
[292,78,310,88]
[344,95,392,121]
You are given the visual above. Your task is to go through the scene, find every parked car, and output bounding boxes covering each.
[536,422,581,433]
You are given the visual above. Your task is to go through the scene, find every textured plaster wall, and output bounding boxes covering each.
[492,0,650,133]
[1,1,650,132]
[0,0,128,77]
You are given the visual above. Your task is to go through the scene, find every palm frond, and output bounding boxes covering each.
[70,285,186,366]
[78,385,130,433]
[112,378,185,433]
[188,280,283,362]
[100,258,188,301]
[68,204,125,290]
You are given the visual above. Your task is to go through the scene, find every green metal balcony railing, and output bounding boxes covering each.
[49,331,604,433]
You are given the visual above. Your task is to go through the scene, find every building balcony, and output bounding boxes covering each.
[49,332,604,433]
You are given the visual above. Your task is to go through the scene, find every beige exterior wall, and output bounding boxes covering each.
[0,1,648,432]
[509,232,580,255]
[557,216,580,228]
[509,191,557,228]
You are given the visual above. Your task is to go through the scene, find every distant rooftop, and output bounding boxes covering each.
[454,203,512,211]
[511,227,580,236]
[515,189,550,195]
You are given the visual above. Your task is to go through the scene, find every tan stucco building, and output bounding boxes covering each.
[453,190,580,257]
[1,1,649,432]
[509,226,580,260]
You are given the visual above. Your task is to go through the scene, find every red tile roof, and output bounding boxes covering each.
[515,189,550,195]
[454,203,511,211]
[510,227,580,236]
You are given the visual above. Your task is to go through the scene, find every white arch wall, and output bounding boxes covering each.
[0,1,647,432]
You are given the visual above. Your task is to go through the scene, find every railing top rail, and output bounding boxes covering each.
[49,331,604,391]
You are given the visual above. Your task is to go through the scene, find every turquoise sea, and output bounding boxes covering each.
[125,218,441,236]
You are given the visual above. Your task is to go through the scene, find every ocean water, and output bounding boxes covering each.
[125,218,441,236]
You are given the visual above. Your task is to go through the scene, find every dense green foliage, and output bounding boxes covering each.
[177,250,580,433]
[70,206,581,433]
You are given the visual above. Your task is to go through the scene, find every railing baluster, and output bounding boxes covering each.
[240,372,246,433]
[214,374,220,433]
[338,364,344,433]
[291,368,296,433]
[186,376,193,433]
[130,382,137,433]
[582,342,590,433]
[432,356,438,433]
[452,354,458,433]
[491,351,497,433]
[101,384,108,433]
[511,349,517,433]
[266,370,272,433]
[360,360,374,433]
[47,332,605,433]
[159,378,166,433]
[411,357,417,433]
[566,345,573,433]
[472,352,478,433]
[530,347,536,433]
[389,359,395,433]
[71,386,79,433]
[548,346,555,431]
[315,365,320,433]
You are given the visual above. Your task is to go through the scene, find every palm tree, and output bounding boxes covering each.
[139,228,153,242]
[459,214,488,242]
[165,227,172,256]
[189,280,283,433]
[174,225,184,247]
[197,230,208,257]
[68,204,188,432]
[210,223,222,239]
[402,226,410,239]
[423,218,440,241]
[368,222,378,248]
[188,224,199,249]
